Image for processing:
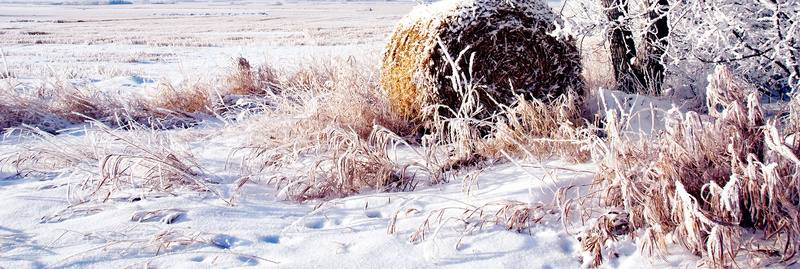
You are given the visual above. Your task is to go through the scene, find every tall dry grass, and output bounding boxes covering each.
[231,53,435,201]
[0,123,216,204]
[584,65,800,267]
[1,51,420,204]
[3,45,598,265]
[0,74,207,132]
[228,47,592,203]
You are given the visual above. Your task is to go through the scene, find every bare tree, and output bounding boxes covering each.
[600,0,668,95]
[667,0,799,99]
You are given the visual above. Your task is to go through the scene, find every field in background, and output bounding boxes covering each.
[0,2,414,83]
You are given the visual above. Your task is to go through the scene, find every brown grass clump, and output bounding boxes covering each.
[585,65,800,267]
[0,86,47,131]
[489,93,590,163]
[148,80,213,116]
[0,78,104,132]
[229,53,409,142]
[269,126,432,202]
[785,97,800,134]
[230,54,434,202]
[382,0,584,121]
[224,57,283,97]
[1,124,214,203]
[0,71,190,132]
[292,55,411,139]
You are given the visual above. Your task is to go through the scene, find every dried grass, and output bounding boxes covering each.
[410,200,561,242]
[0,81,87,132]
[1,123,216,203]
[47,226,210,268]
[148,80,213,117]
[238,122,445,203]
[227,53,437,202]
[785,97,800,134]
[1,127,100,177]
[86,127,214,202]
[404,185,583,251]
[489,94,591,163]
[578,210,631,267]
[224,57,283,97]
[0,71,200,132]
[3,36,601,266]
[232,46,592,203]
[269,126,433,202]
[0,54,284,132]
[586,65,800,267]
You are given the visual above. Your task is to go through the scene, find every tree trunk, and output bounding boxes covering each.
[601,0,670,95]
[634,0,669,95]
[601,0,639,94]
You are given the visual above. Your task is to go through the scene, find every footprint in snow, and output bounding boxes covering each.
[304,219,326,229]
[365,211,382,219]
[260,235,280,244]
[211,234,239,249]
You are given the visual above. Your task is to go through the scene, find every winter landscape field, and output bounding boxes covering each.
[1,0,799,268]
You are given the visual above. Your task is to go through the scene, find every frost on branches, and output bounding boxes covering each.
[667,0,800,100]
[562,0,799,104]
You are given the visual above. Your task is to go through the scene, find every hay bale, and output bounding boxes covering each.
[382,0,584,120]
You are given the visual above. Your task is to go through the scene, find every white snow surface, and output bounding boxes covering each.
[0,135,596,268]
[0,118,700,269]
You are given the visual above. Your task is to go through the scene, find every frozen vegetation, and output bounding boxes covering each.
[1,0,799,268]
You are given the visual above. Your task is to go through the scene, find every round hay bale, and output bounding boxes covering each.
[382,0,584,120]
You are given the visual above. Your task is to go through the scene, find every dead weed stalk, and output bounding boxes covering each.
[269,126,438,202]
[405,193,575,249]
[85,127,215,202]
[586,65,800,267]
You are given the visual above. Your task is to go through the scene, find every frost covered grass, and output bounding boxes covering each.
[3,1,800,268]
[0,45,597,268]
[1,41,590,200]
[583,66,800,267]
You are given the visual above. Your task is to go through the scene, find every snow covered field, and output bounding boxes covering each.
[0,1,772,268]
[0,1,411,88]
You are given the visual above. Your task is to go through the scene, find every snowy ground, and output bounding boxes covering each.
[0,1,408,89]
[0,132,599,268]
[0,1,708,268]
[1,125,694,268]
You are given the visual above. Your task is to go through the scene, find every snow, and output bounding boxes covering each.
[592,88,686,133]
[0,122,700,268]
[0,129,594,268]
